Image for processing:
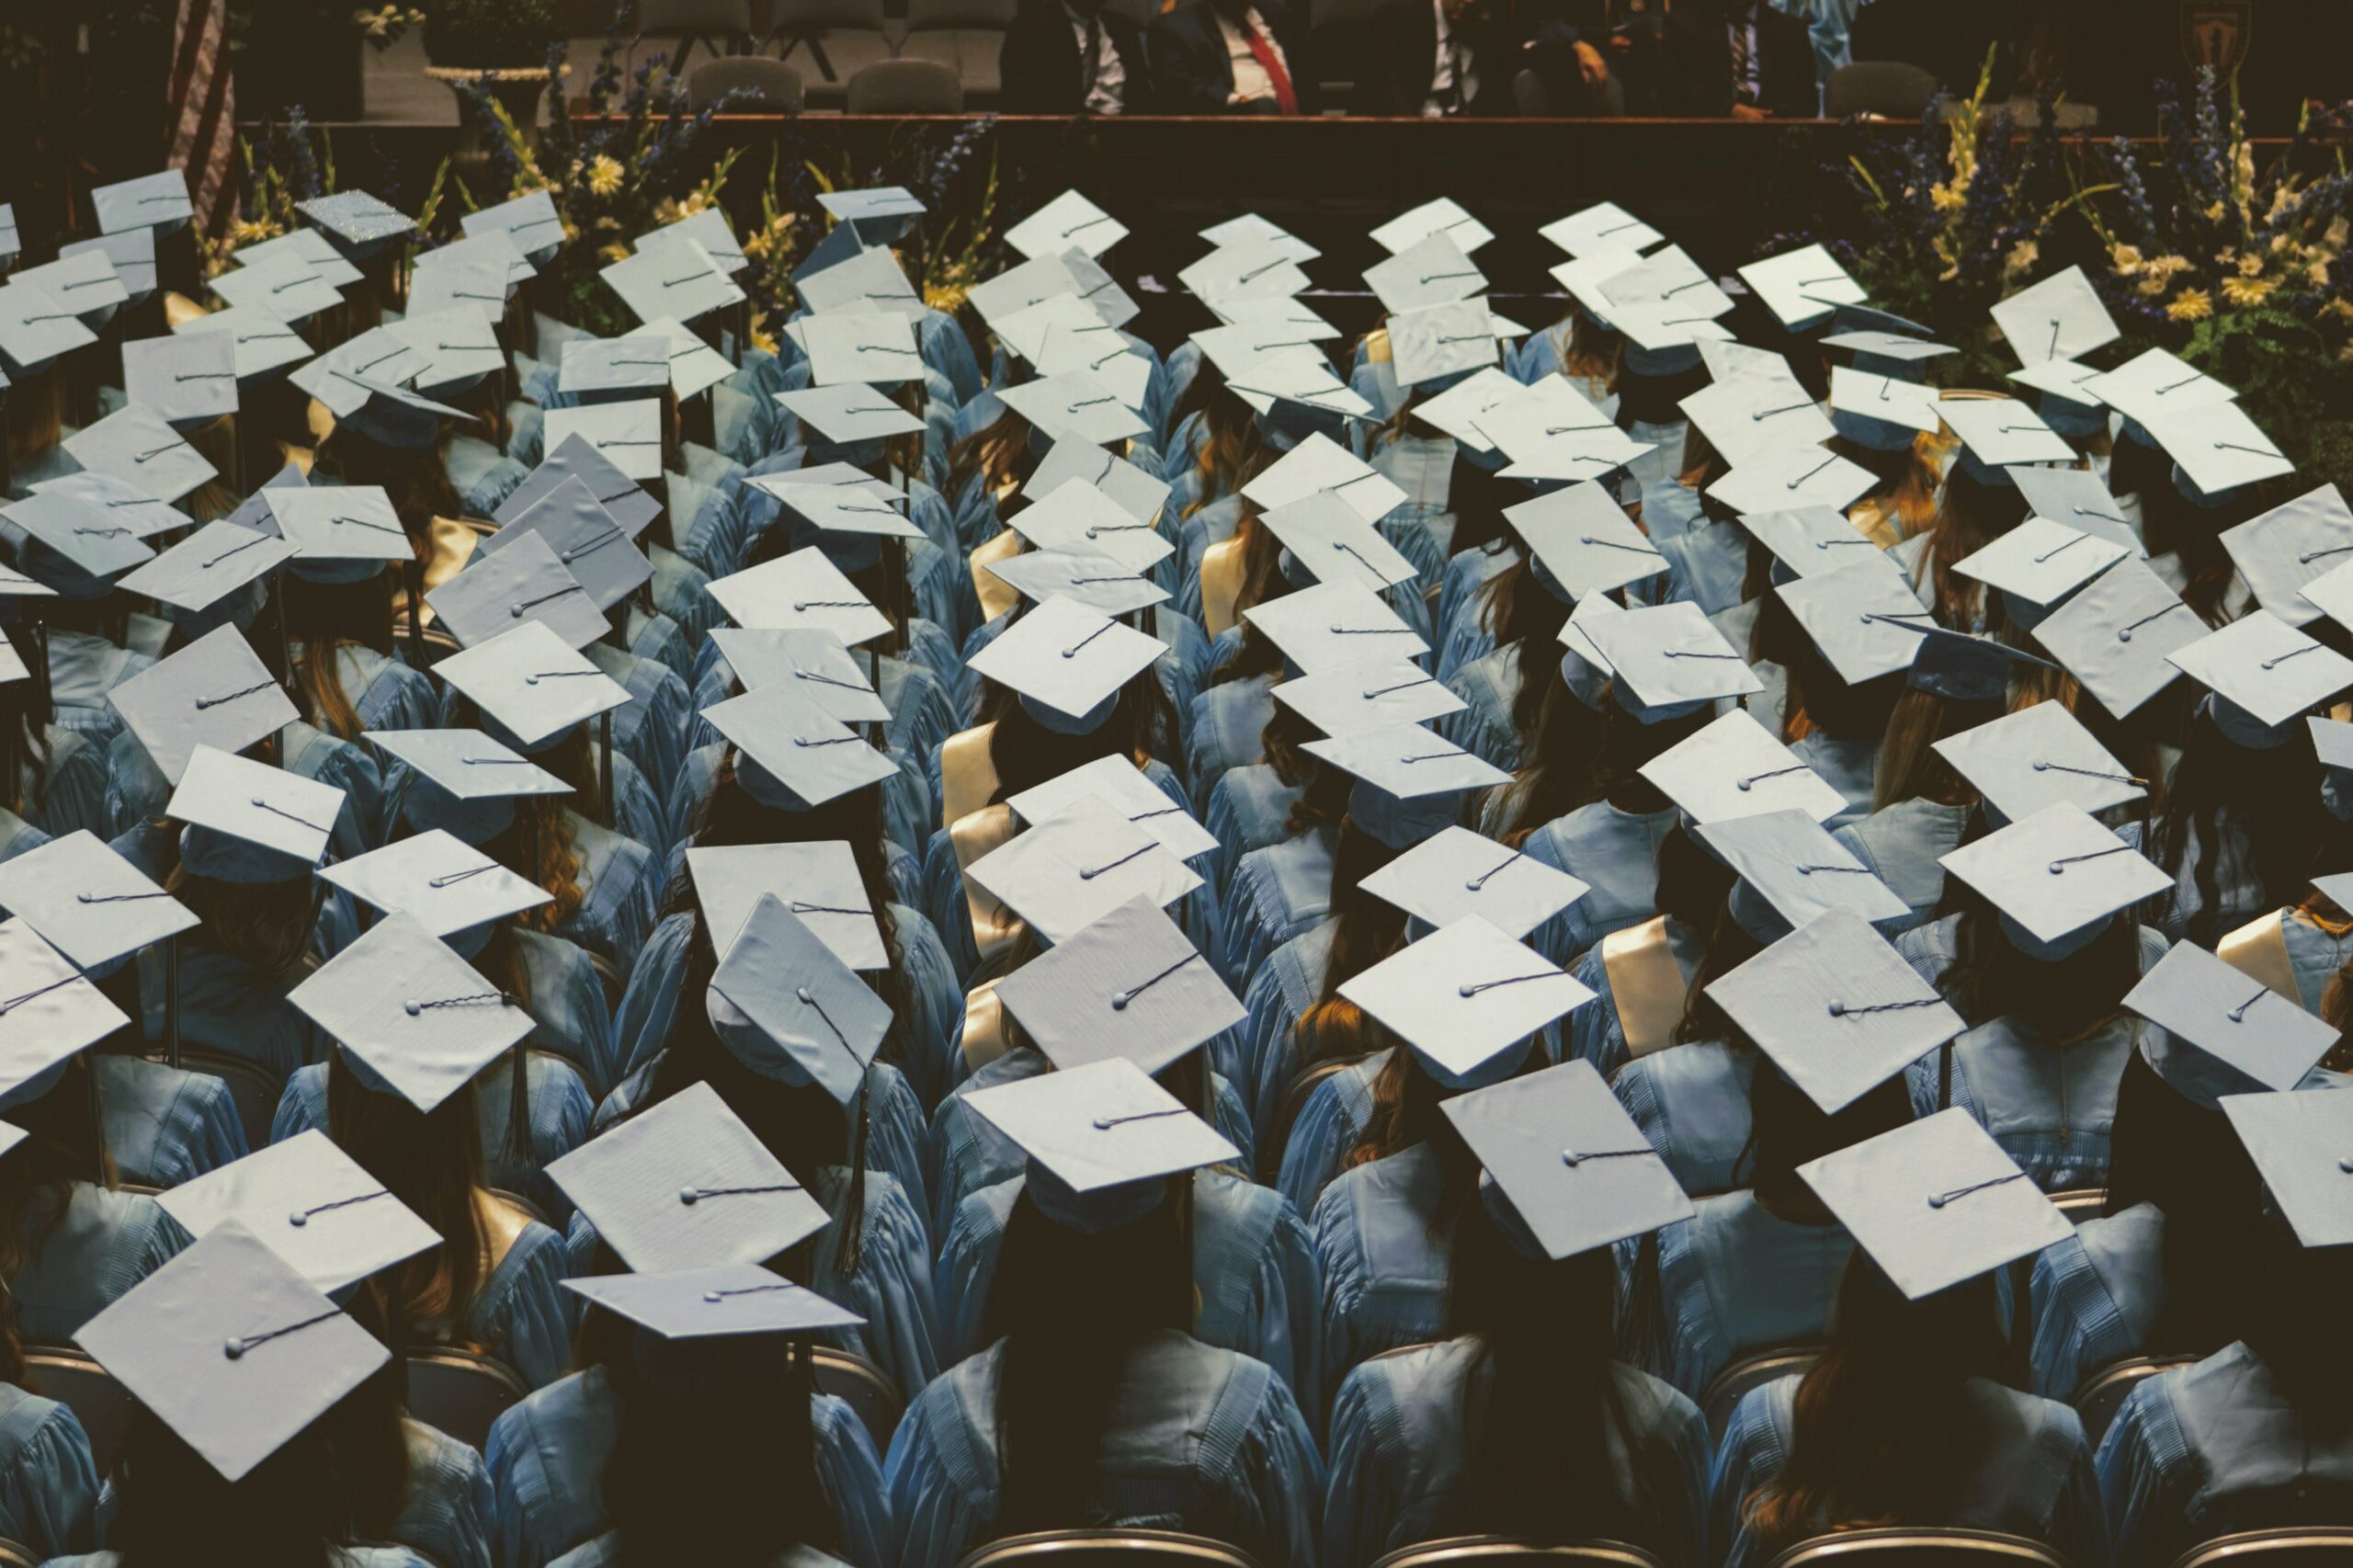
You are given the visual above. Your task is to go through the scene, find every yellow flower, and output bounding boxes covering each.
[2323,298,2353,324]
[742,230,771,260]
[2110,244,2143,275]
[2310,257,2332,288]
[2004,240,2040,278]
[2166,288,2213,323]
[2330,218,2351,249]
[597,243,630,265]
[2220,275,2276,306]
[2237,252,2266,278]
[2203,200,2225,222]
[748,316,779,356]
[2136,276,2167,298]
[585,156,624,197]
[1929,182,1966,212]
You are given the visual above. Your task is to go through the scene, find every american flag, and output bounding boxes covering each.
[166,0,237,234]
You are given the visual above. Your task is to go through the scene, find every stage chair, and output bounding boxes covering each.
[688,55,808,111]
[2166,1528,2353,1568]
[1371,1538,1669,1568]
[2073,1355,2194,1446]
[771,0,894,90]
[898,0,1017,102]
[847,57,966,111]
[1701,1345,1824,1438]
[2048,1189,2107,1223]
[1824,62,1938,120]
[0,1540,35,1568]
[957,1528,1266,1568]
[176,1048,289,1153]
[813,1345,905,1450]
[1763,1528,2073,1568]
[406,1346,532,1454]
[635,0,756,70]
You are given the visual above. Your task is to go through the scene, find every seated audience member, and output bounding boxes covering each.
[1623,0,1816,118]
[1153,0,1315,114]
[1000,0,1149,113]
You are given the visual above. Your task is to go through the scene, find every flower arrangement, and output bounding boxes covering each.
[423,0,559,69]
[351,5,427,51]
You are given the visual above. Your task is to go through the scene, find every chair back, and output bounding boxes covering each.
[26,1346,138,1476]
[907,0,1017,30]
[636,0,756,69]
[1824,61,1939,119]
[1511,68,1549,115]
[1701,1345,1824,1437]
[956,1529,1265,1568]
[771,0,890,35]
[1764,1528,2072,1568]
[406,1346,532,1454]
[176,1048,288,1153]
[1262,1053,1365,1185]
[2166,1527,2353,1568]
[1370,1538,1668,1568]
[688,55,807,109]
[2049,1188,2108,1223]
[846,57,965,111]
[0,1540,35,1568]
[813,1345,904,1450]
[2075,1355,2195,1445]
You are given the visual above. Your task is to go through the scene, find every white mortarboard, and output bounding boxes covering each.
[754,479,925,547]
[1222,350,1370,423]
[289,335,425,418]
[2009,467,2140,552]
[427,531,606,651]
[461,188,566,256]
[1639,708,1847,825]
[298,190,416,256]
[402,256,515,328]
[1940,397,2075,470]
[1244,579,1428,674]
[208,252,340,321]
[997,369,1152,448]
[799,241,928,323]
[964,1056,1238,1210]
[4,490,157,580]
[1178,237,1309,307]
[1358,824,1588,939]
[117,522,294,615]
[1826,365,1943,435]
[1444,1058,1693,1259]
[1370,198,1493,256]
[983,545,1166,617]
[1540,201,1659,258]
[799,311,925,388]
[2217,1089,2353,1249]
[289,913,533,1111]
[233,227,363,290]
[624,317,733,401]
[2146,399,2294,495]
[93,170,192,234]
[1735,506,1877,581]
[1399,366,1520,452]
[1340,915,1594,1089]
[1006,754,1218,863]
[1387,300,1497,389]
[688,840,884,970]
[564,1268,863,1341]
[1584,601,1764,713]
[2220,484,2353,630]
[1699,339,1802,385]
[820,184,927,242]
[366,728,570,806]
[1709,905,1960,1112]
[1006,191,1128,259]
[2085,347,2235,428]
[477,475,652,613]
[962,252,1088,332]
[318,830,551,939]
[775,382,927,446]
[1679,372,1835,464]
[61,230,158,302]
[1026,438,1171,528]
[1259,493,1418,593]
[2168,610,2353,729]
[2290,556,2353,641]
[1302,722,1510,802]
[265,485,411,568]
[554,336,673,400]
[494,435,664,537]
[699,682,899,808]
[1503,483,1666,599]
[707,547,892,648]
[1008,478,1171,574]
[546,1079,830,1272]
[62,403,217,505]
[1738,244,1868,330]
[168,746,342,883]
[1991,266,2120,366]
[633,206,749,275]
[1599,244,1730,318]
[17,249,130,320]
[1705,440,1875,517]
[1952,517,2128,616]
[1271,657,1466,739]
[2006,356,2109,412]
[1199,211,1319,262]
[0,830,196,969]
[1363,232,1485,315]
[707,628,890,724]
[29,469,189,542]
[995,896,1240,1075]
[1241,431,1405,525]
[966,797,1201,945]
[993,292,1113,368]
[1938,802,2170,949]
[1800,1107,2073,1300]
[0,282,98,372]
[109,630,295,786]
[601,238,745,324]
[434,619,631,748]
[156,1131,438,1294]
[2125,940,2340,1096]
[1697,809,1910,935]
[1463,374,1617,462]
[541,400,664,482]
[1497,422,1659,487]
[2028,556,2203,719]
[121,331,239,425]
[1029,319,1153,413]
[0,916,125,1104]
[966,595,1165,724]
[1933,699,2145,823]
[74,1222,390,1483]
[707,895,890,1102]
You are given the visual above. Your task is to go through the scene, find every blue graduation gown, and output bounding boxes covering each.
[2028,1201,2166,1403]
[1275,1051,1385,1222]
[1711,1375,2105,1568]
[447,433,529,518]
[1220,829,1337,990]
[1612,1040,1756,1199]
[137,943,323,1085]
[1833,798,1969,933]
[580,642,694,812]
[1324,1341,1709,1568]
[51,1551,434,1568]
[0,1383,97,1561]
[1619,1192,1852,1401]
[1311,1142,1454,1410]
[338,643,441,735]
[554,809,659,970]
[93,1054,248,1191]
[1439,641,1528,773]
[1790,732,1879,828]
[1238,918,1340,1137]
[392,1417,498,1568]
[1523,802,1677,967]
[1185,676,1276,813]
[1436,544,1518,668]
[44,631,150,748]
[884,1330,1324,1568]
[2096,1342,2353,1568]
[10,1183,186,1345]
[1202,765,1303,904]
[934,1170,1322,1396]
[486,1369,893,1568]
[21,725,108,842]
[1903,1015,2133,1192]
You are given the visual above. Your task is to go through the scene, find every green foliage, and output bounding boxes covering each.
[423,0,560,68]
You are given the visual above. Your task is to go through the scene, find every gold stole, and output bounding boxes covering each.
[940,723,1027,959]
[1599,915,1688,1061]
[1199,534,1248,639]
[959,977,1014,1074]
[2218,908,2302,1007]
[1847,496,1904,551]
[939,722,1001,831]
[970,528,1023,625]
[1363,328,1392,365]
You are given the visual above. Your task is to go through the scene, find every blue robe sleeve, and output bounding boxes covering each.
[1222,1185,1322,1403]
[395,1419,497,1568]
[884,1381,996,1568]
[469,1221,578,1392]
[269,1063,330,1145]
[0,1395,98,1561]
[609,913,694,1086]
[1275,1071,1358,1221]
[1320,1365,1394,1568]
[815,1393,897,1568]
[1705,1384,1787,1568]
[25,734,109,842]
[2047,1415,2109,1568]
[813,1171,941,1403]
[1223,1372,1325,1568]
[889,905,965,1115]
[2095,1378,2194,1568]
[933,1183,1015,1369]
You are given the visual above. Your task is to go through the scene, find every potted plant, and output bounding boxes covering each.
[424,0,561,71]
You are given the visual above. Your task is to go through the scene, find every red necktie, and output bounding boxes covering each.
[1243,18,1301,116]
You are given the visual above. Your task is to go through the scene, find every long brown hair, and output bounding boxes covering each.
[944,405,1033,506]
[0,623,52,818]
[975,664,1179,800]
[0,1054,114,1286]
[311,429,467,556]
[324,1052,495,1343]
[1182,395,1272,520]
[1832,434,1942,542]
[1871,687,1995,812]
[1289,819,1410,1068]
[167,867,317,979]
[278,575,398,742]
[1921,465,2028,632]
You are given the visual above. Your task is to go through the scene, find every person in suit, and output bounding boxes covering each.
[1362,0,1611,115]
[1150,0,1315,115]
[998,0,1150,113]
[1624,0,1816,118]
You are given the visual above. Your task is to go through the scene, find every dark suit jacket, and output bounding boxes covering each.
[1639,0,1816,118]
[999,0,1150,113]
[1149,0,1318,114]
[1361,0,1520,116]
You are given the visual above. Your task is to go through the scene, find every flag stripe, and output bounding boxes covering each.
[166,0,236,234]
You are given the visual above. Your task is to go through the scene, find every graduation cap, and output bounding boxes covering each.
[403,256,515,333]
[1363,231,1485,316]
[995,370,1149,448]
[966,595,1165,733]
[1026,437,1172,528]
[602,239,745,325]
[1357,824,1589,940]
[1991,266,2119,367]
[62,403,217,506]
[92,170,192,235]
[1270,653,1464,740]
[707,547,893,648]
[4,489,158,585]
[263,486,410,585]
[434,619,631,751]
[564,1267,864,1341]
[800,311,925,388]
[707,894,890,1101]
[1708,905,1961,1113]
[2124,939,2341,1097]
[1932,699,2146,824]
[1387,300,1498,390]
[801,243,929,322]
[1680,372,1834,465]
[17,249,129,324]
[1705,438,1876,517]
[1199,211,1320,262]
[121,331,239,426]
[1503,483,1666,601]
[2217,1089,2353,1250]
[983,544,1166,618]
[168,745,342,884]
[965,1056,1237,1233]
[318,830,552,941]
[460,189,567,258]
[209,252,341,322]
[624,317,733,401]
[1826,365,1942,450]
[1005,754,1219,863]
[2085,347,2234,430]
[494,435,663,537]
[1738,244,1868,331]
[699,681,899,810]
[476,475,652,614]
[118,522,290,616]
[1775,554,1933,685]
[0,917,127,1109]
[994,896,1240,1076]
[633,207,749,275]
[819,185,926,244]
[290,914,532,1110]
[1007,477,1171,574]
[542,400,664,483]
[1701,809,1909,941]
[2168,610,2353,731]
[1179,236,1310,309]
[2009,467,2140,555]
[774,382,926,448]
[1540,201,1659,258]
[1454,375,1616,467]
[1006,191,1128,260]
[1443,1058,1693,1260]
[330,377,470,452]
[1259,493,1418,595]
[0,281,98,374]
[1341,915,1594,1090]
[1952,517,2129,635]
[0,830,196,971]
[155,1131,438,1295]
[2220,484,2353,630]
[688,840,884,971]
[1799,1107,2073,1300]
[297,190,415,257]
[74,1222,391,1483]
[546,1079,830,1273]
[1736,506,1878,583]
[2027,556,2203,719]
[428,531,607,651]
[1302,723,1509,846]
[1243,580,1428,676]
[1370,198,1492,257]
[1940,397,2074,475]
[2006,358,2111,426]
[1938,802,2169,960]
[1639,708,1846,827]
[2147,399,2294,499]
[965,797,1202,946]
[109,629,294,787]
[705,628,890,724]
[1584,601,1763,722]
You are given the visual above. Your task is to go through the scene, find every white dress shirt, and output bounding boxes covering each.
[1214,6,1290,106]
[1064,1,1126,113]
[1422,0,1477,116]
